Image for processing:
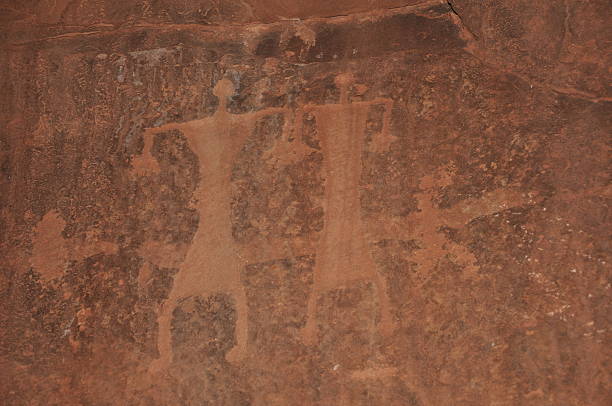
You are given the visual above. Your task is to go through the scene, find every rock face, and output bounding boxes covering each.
[1,1,610,405]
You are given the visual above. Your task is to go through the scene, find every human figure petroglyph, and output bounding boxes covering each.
[301,73,397,344]
[411,171,542,280]
[133,78,312,372]
[369,164,542,282]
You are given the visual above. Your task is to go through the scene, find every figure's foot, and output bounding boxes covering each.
[300,319,318,346]
[225,343,247,363]
[148,356,170,375]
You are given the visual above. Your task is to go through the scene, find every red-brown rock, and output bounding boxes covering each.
[1,1,610,405]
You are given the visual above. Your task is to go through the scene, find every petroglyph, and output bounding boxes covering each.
[409,170,541,280]
[351,366,398,380]
[30,211,118,281]
[142,79,250,370]
[370,165,542,280]
[136,78,315,372]
[262,108,316,169]
[301,73,397,344]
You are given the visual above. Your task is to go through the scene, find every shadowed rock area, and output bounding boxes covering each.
[1,0,610,405]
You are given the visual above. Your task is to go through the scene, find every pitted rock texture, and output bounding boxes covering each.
[1,1,610,405]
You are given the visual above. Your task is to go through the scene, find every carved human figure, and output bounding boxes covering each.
[301,73,396,343]
[137,78,294,372]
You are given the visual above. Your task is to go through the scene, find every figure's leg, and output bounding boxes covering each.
[374,272,395,336]
[148,298,176,374]
[301,281,319,345]
[226,286,249,363]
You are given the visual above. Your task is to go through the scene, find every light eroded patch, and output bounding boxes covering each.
[30,211,118,281]
[31,211,69,281]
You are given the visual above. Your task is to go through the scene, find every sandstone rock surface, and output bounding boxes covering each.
[1,1,610,405]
